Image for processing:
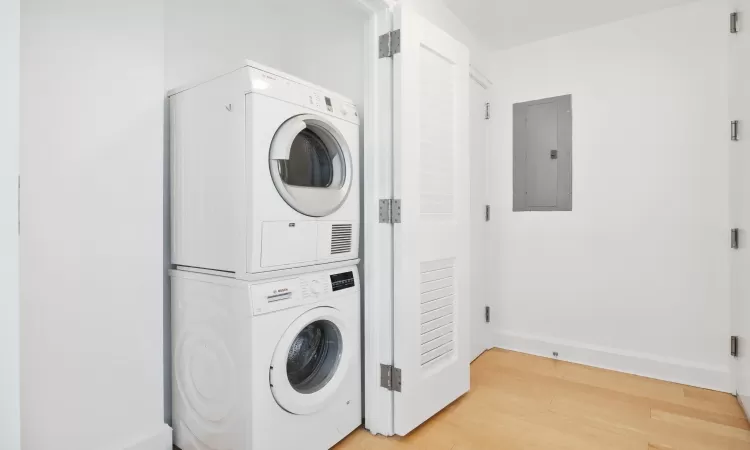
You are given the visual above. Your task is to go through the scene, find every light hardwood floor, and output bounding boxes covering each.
[335,349,750,450]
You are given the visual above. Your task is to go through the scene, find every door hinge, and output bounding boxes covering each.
[379,199,401,224]
[485,205,491,222]
[485,306,491,323]
[732,335,739,357]
[732,228,740,249]
[732,120,740,141]
[731,12,739,34]
[379,29,401,58]
[485,102,491,120]
[380,363,402,392]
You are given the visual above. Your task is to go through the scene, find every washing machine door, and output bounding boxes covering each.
[269,114,353,217]
[270,306,350,415]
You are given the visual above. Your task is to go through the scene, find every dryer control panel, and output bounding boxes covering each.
[250,267,359,316]
[247,66,359,125]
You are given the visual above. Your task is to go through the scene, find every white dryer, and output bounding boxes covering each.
[169,61,360,278]
[171,266,362,450]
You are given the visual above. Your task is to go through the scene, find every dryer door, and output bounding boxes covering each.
[269,114,353,217]
[270,306,351,415]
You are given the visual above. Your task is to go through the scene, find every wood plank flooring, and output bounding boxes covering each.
[335,349,750,450]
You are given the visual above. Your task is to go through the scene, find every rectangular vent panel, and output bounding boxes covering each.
[330,224,353,255]
[419,46,455,215]
[419,258,456,369]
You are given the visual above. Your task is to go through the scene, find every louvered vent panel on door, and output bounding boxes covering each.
[420,258,456,369]
[419,47,455,216]
[330,224,353,255]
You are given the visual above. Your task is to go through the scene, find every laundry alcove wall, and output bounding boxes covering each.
[163,0,370,424]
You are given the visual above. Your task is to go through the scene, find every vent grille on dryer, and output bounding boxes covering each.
[330,224,353,255]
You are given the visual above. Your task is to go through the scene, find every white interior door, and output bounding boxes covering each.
[392,4,470,436]
[469,74,489,362]
[730,0,750,413]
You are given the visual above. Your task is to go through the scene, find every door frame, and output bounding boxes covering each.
[358,0,396,437]
[729,0,750,419]
[470,66,493,91]
[469,66,492,362]
[0,0,20,447]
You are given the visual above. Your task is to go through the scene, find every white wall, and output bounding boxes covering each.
[20,1,170,449]
[489,0,732,391]
[0,0,20,448]
[165,0,368,104]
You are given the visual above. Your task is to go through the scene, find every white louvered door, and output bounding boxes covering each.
[392,4,471,436]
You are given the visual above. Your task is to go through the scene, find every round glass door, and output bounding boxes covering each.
[286,320,341,394]
[269,114,352,217]
[270,307,350,415]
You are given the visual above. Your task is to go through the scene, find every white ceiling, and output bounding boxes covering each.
[444,0,699,50]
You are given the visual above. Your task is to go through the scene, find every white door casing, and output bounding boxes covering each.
[392,4,471,436]
[362,5,396,437]
[469,73,490,362]
[1,0,20,447]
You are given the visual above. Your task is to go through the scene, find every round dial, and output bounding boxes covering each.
[310,279,322,295]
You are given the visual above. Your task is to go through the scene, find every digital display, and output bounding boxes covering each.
[330,271,355,291]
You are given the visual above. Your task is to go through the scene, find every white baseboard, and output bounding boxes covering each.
[122,424,173,450]
[492,330,732,393]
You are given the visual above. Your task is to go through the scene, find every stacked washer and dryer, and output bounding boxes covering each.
[168,61,362,450]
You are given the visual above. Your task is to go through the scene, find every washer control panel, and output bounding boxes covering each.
[300,276,332,299]
[251,267,359,316]
[330,271,355,291]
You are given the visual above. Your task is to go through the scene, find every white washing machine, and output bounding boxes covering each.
[169,61,360,279]
[171,266,362,450]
